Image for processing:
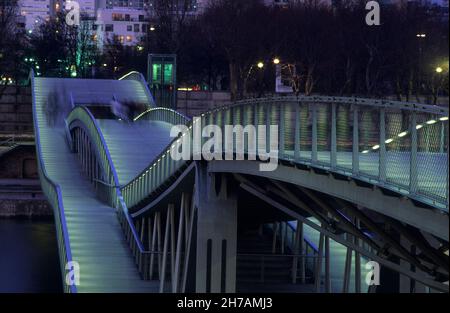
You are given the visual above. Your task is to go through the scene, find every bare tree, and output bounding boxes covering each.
[0,0,27,94]
[145,0,196,53]
[201,0,272,100]
[29,12,98,77]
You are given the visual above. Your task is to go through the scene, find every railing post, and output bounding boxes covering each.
[272,222,278,254]
[314,232,324,293]
[149,213,158,280]
[294,102,300,162]
[173,194,185,292]
[325,236,331,293]
[447,120,449,210]
[410,112,418,194]
[352,105,359,174]
[266,102,271,154]
[331,102,337,168]
[354,218,361,293]
[379,108,386,182]
[312,103,318,163]
[279,103,285,158]
[254,103,258,155]
[342,244,352,293]
[292,221,302,284]
[299,223,305,284]
[160,205,173,293]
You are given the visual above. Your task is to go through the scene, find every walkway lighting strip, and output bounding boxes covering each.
[363,117,448,153]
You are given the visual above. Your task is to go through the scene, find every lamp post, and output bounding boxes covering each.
[416,33,426,95]
[432,65,447,105]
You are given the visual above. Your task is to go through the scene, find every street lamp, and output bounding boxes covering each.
[273,58,280,65]
[436,66,443,73]
[257,62,264,69]
[150,26,156,31]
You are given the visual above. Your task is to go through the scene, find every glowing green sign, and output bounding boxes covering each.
[152,64,161,83]
[163,64,173,85]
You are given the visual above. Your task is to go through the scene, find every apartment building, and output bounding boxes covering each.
[18,0,51,30]
[94,6,148,46]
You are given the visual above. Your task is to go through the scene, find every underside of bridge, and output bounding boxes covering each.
[130,162,449,293]
[30,71,449,293]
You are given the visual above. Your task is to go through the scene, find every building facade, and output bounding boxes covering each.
[94,6,148,46]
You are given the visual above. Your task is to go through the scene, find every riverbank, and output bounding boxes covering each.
[0,179,52,217]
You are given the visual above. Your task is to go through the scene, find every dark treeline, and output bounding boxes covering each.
[163,0,448,101]
[1,0,448,101]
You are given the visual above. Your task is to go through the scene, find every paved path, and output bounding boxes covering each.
[34,77,159,292]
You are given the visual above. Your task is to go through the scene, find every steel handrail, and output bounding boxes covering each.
[119,71,156,107]
[66,106,147,255]
[133,106,191,123]
[29,69,77,293]
[122,96,448,214]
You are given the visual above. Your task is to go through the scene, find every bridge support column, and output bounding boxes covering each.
[399,236,412,293]
[399,236,427,293]
[194,162,237,293]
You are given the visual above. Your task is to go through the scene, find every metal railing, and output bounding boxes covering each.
[66,106,124,207]
[0,136,15,147]
[133,106,190,124]
[122,96,449,212]
[66,105,150,280]
[237,253,320,284]
[116,205,160,280]
[266,222,320,283]
[63,92,449,286]
[29,70,77,293]
[119,71,156,107]
[62,73,179,283]
[122,108,192,208]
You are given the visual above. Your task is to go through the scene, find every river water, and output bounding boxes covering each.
[0,218,62,293]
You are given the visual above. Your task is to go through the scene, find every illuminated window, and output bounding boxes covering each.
[152,64,161,83]
[163,64,173,84]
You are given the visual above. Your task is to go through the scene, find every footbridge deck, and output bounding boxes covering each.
[31,71,449,293]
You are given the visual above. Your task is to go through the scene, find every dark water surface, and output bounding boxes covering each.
[0,218,62,293]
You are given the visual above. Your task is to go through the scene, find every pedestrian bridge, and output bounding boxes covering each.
[30,70,449,293]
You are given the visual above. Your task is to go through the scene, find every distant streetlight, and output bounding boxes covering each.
[273,58,280,65]
[416,33,426,38]
[436,66,443,73]
[257,62,264,69]
[150,26,156,31]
